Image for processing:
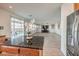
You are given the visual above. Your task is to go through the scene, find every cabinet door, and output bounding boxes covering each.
[0,36,6,43]
[74,3,79,11]
[19,48,39,56]
[1,46,19,54]
[30,49,39,56]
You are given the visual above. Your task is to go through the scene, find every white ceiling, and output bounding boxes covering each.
[0,3,62,24]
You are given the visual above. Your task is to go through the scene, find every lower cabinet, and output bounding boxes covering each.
[1,45,43,56]
[19,48,43,56]
[0,35,6,53]
[0,35,6,43]
[1,46,19,56]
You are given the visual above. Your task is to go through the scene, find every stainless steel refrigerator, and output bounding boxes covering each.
[67,10,79,56]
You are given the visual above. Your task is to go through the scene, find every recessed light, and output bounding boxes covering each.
[9,6,13,8]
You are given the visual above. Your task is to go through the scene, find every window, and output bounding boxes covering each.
[11,17,24,38]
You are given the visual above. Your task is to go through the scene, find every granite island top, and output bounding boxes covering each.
[4,36,44,50]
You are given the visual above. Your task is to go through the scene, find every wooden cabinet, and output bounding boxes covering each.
[19,48,39,56]
[0,35,6,52]
[0,35,6,43]
[1,46,19,56]
[74,3,79,10]
[1,46,19,54]
[1,46,43,56]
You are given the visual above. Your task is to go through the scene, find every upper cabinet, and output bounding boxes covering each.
[74,3,79,10]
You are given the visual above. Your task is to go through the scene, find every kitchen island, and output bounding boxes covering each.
[0,36,44,56]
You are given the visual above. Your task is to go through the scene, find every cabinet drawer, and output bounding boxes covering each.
[19,48,39,56]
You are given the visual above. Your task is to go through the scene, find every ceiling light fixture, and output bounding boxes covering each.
[9,6,13,8]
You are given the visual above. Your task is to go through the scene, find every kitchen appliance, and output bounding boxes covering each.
[67,10,79,56]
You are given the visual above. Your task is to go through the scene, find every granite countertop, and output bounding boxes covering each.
[4,36,44,50]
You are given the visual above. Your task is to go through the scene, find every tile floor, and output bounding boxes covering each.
[34,32,63,56]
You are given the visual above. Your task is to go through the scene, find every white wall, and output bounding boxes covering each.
[48,23,61,35]
[60,3,74,55]
[55,23,61,35]
[49,24,55,33]
[0,9,25,38]
[36,25,41,32]
[0,9,11,37]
